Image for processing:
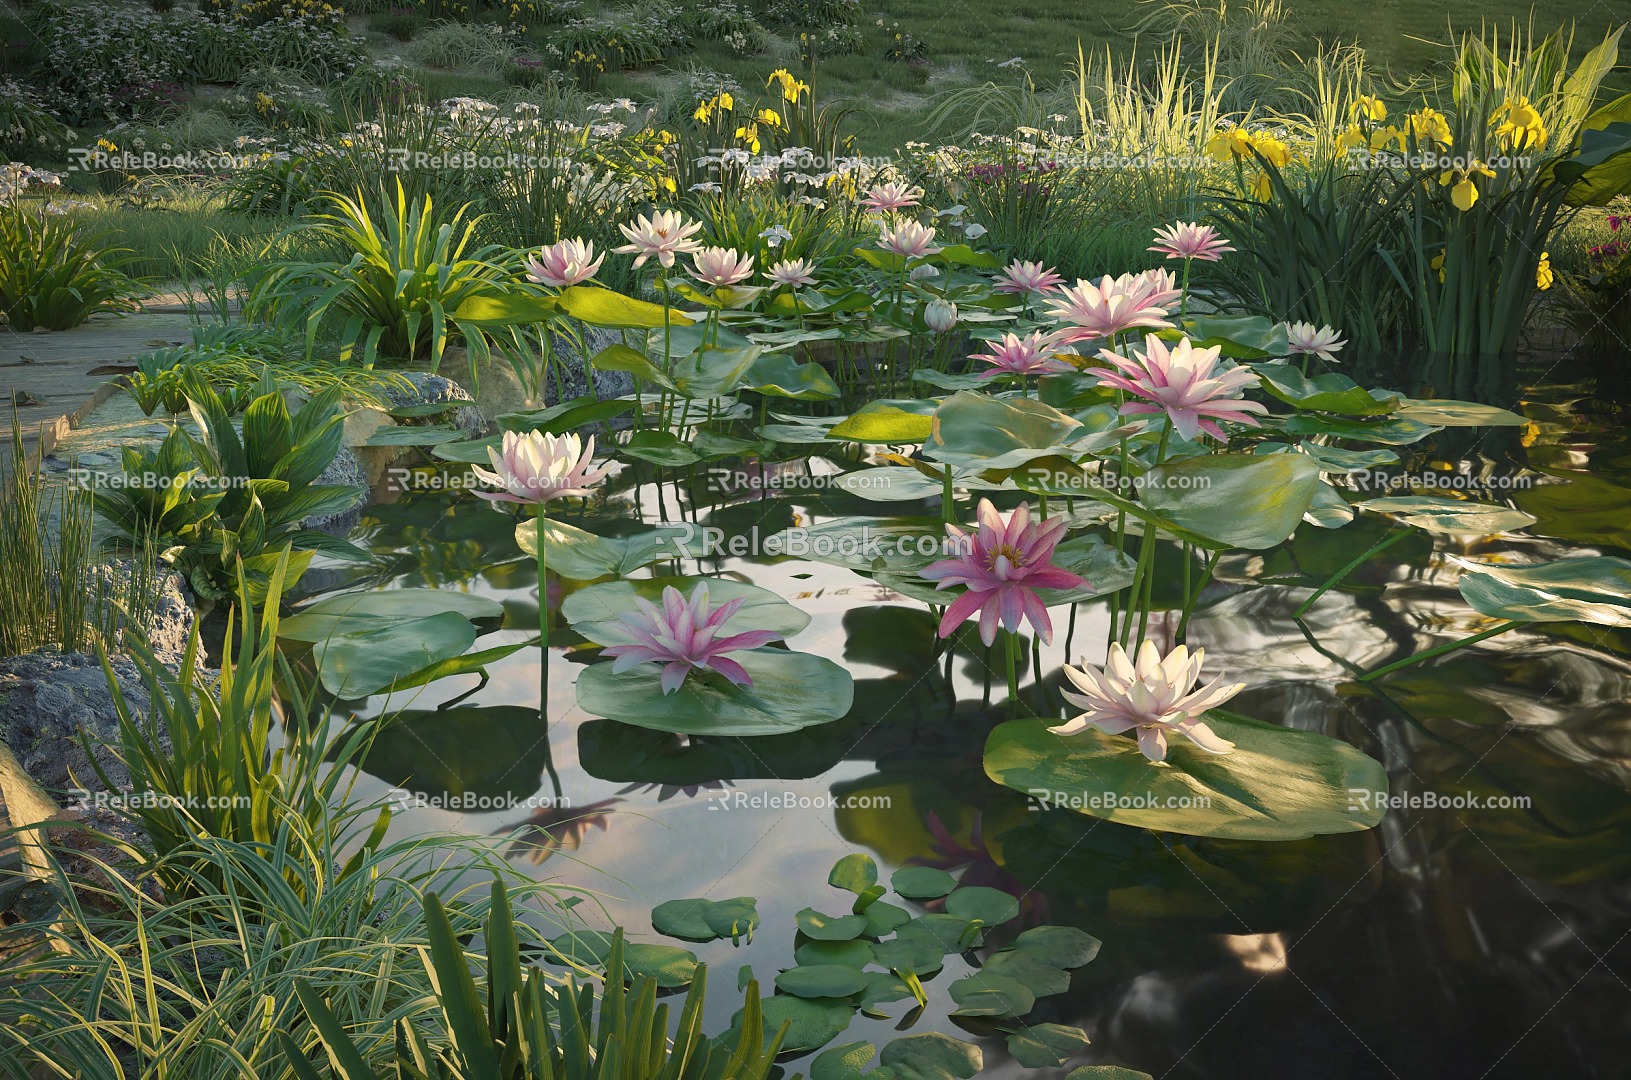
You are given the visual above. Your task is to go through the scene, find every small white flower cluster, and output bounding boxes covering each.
[0,163,64,209]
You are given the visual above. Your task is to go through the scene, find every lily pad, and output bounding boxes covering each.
[796,909,869,941]
[618,430,702,467]
[282,589,503,643]
[563,578,810,645]
[983,711,1388,840]
[923,391,1083,469]
[750,997,856,1053]
[777,965,870,999]
[891,866,957,899]
[829,400,938,443]
[943,886,1020,926]
[949,971,1035,1018]
[1005,1024,1090,1068]
[1141,453,1320,549]
[1394,398,1527,427]
[1011,925,1101,967]
[743,352,842,400]
[311,612,477,699]
[1455,556,1631,627]
[518,518,690,579]
[829,467,947,503]
[575,648,853,735]
[879,1033,983,1080]
[1360,496,1536,535]
[651,897,760,943]
[982,951,1073,997]
[1251,362,1398,415]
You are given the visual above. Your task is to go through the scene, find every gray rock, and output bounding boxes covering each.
[386,372,487,436]
[306,444,369,534]
[0,651,156,798]
[84,561,196,668]
[545,326,637,407]
[467,327,637,422]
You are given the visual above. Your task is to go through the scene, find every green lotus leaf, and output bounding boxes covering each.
[984,711,1388,840]
[576,648,852,735]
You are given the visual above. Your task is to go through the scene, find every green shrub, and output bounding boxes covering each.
[0,181,143,331]
[369,9,423,40]
[92,374,373,602]
[409,20,522,74]
[245,182,525,373]
[281,880,788,1080]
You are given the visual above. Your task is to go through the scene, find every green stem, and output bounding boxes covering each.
[1175,549,1221,643]
[941,465,955,525]
[536,506,550,721]
[1005,630,1019,714]
[1358,621,1524,682]
[1293,528,1408,619]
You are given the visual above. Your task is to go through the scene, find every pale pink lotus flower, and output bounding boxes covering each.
[921,499,1087,647]
[924,298,958,333]
[766,257,818,288]
[471,430,612,505]
[1050,641,1242,762]
[689,246,755,287]
[1286,321,1346,364]
[878,220,942,258]
[993,260,1065,296]
[1044,274,1175,345]
[972,330,1073,379]
[862,180,925,212]
[1149,221,1235,262]
[614,209,704,269]
[1096,334,1267,442]
[525,238,604,287]
[1124,267,1184,311]
[600,583,784,694]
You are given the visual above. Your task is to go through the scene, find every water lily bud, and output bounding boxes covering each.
[925,298,958,333]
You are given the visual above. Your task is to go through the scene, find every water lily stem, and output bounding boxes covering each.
[1293,527,1407,619]
[1175,549,1222,643]
[537,507,550,722]
[1005,630,1019,715]
[1358,621,1524,682]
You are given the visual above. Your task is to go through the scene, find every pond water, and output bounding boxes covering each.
[305,351,1631,1080]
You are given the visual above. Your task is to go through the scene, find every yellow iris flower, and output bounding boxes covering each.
[1406,108,1453,148]
[1438,161,1496,211]
[1205,128,1252,161]
[1352,95,1387,122]
[1492,96,1547,151]
[1535,251,1553,290]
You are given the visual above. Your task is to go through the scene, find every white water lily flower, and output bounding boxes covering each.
[1051,641,1242,762]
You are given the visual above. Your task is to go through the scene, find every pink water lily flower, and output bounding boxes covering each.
[766,257,818,288]
[525,238,604,287]
[1045,273,1175,345]
[1050,641,1242,762]
[972,330,1073,379]
[600,583,785,693]
[993,260,1065,296]
[1286,321,1346,364]
[1124,267,1184,311]
[471,430,612,505]
[689,246,755,287]
[1096,334,1267,442]
[921,499,1087,647]
[1149,221,1235,262]
[614,209,704,269]
[862,180,924,212]
[878,220,942,258]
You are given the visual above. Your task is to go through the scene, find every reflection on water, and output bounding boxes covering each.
[308,353,1631,1079]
